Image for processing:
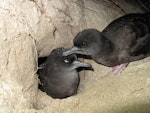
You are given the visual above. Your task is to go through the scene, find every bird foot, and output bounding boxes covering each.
[112,63,129,75]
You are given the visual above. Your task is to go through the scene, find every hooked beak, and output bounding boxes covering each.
[63,47,83,56]
[71,60,93,71]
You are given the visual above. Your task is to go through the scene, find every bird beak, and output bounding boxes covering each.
[63,47,83,56]
[71,60,93,71]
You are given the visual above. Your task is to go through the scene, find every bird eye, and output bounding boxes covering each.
[81,42,87,47]
[64,59,69,63]
[64,56,76,64]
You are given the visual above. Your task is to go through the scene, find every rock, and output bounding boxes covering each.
[0,33,38,113]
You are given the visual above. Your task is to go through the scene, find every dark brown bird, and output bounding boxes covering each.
[38,48,92,99]
[63,12,150,75]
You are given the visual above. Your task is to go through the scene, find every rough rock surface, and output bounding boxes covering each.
[0,0,150,113]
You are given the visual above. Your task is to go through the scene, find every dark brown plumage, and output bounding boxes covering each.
[63,12,150,75]
[38,48,92,99]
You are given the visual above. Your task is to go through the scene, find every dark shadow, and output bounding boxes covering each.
[77,67,94,72]
[37,57,47,76]
[137,0,150,12]
[77,54,92,60]
[38,57,47,66]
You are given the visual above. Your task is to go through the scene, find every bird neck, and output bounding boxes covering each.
[104,38,114,53]
[99,36,114,56]
[92,37,116,66]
